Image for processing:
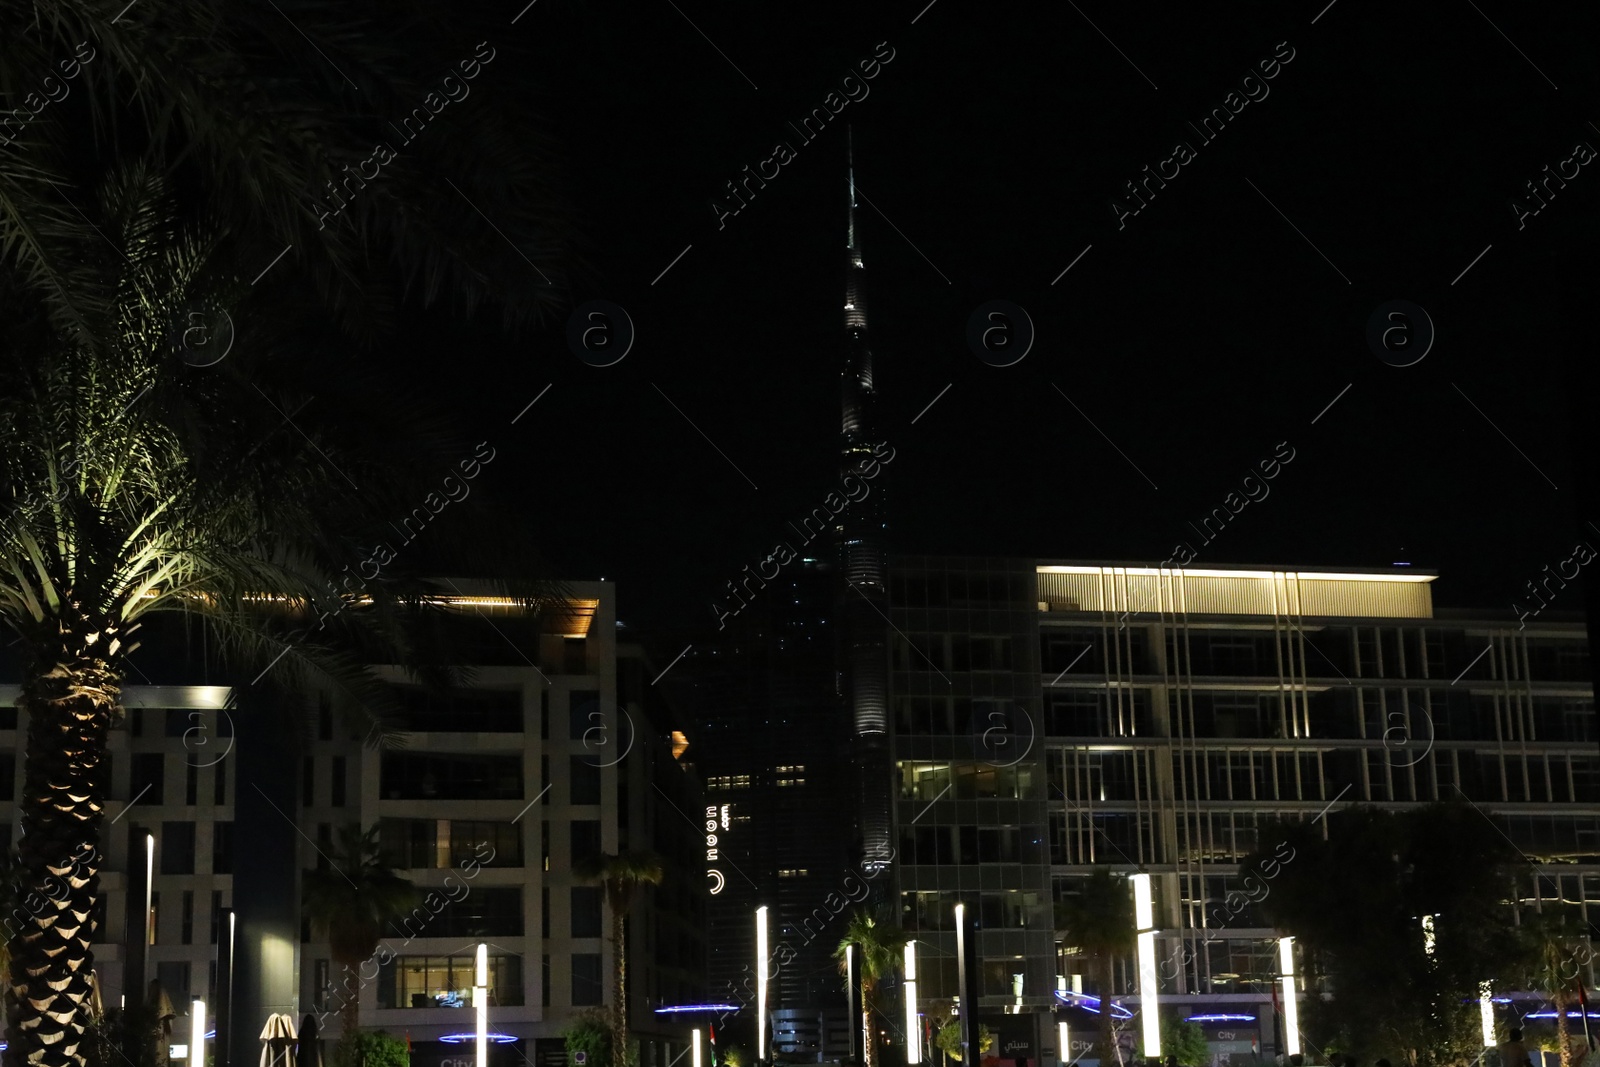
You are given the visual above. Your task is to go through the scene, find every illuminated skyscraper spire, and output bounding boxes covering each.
[837,128,892,875]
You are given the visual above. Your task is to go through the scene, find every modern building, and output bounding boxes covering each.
[0,580,707,1067]
[888,558,1598,1064]
[666,557,856,1061]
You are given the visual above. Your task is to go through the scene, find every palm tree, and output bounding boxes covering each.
[574,852,666,1067]
[0,0,576,341]
[1054,871,1136,1066]
[0,161,556,1067]
[302,825,418,1037]
[1523,911,1588,1067]
[833,910,909,1067]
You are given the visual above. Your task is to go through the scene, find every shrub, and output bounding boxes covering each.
[332,1030,409,1067]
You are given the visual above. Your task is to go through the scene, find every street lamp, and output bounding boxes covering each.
[191,999,206,1067]
[693,1029,703,1067]
[1479,982,1495,1048]
[1277,937,1299,1057]
[475,943,488,1067]
[756,906,769,1064]
[1129,873,1160,1059]
[904,942,920,1064]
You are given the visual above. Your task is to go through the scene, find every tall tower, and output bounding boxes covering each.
[837,129,893,876]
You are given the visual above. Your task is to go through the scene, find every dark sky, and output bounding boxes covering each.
[413,0,1600,642]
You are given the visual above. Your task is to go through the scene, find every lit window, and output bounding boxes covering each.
[777,869,809,878]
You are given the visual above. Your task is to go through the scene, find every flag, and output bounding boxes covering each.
[708,1023,718,1067]
[1271,982,1281,1018]
[405,1033,412,1052]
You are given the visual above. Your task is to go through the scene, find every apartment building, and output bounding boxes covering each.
[0,580,706,1067]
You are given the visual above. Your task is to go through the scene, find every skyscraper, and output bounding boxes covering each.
[838,129,894,879]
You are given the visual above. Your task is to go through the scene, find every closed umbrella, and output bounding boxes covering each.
[259,1013,299,1067]
[297,1014,325,1067]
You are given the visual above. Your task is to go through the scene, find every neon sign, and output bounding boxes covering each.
[706,805,727,895]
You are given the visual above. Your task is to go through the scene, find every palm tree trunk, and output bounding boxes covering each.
[612,908,627,1067]
[860,988,874,1067]
[340,962,361,1037]
[1098,955,1116,1067]
[6,635,120,1067]
[1556,989,1572,1067]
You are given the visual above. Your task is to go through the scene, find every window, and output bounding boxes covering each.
[313,959,331,1010]
[303,756,315,807]
[331,757,346,807]
[571,887,603,938]
[213,823,233,874]
[318,697,333,741]
[564,639,588,675]
[181,890,194,944]
[541,821,550,872]
[571,821,602,866]
[570,757,602,805]
[210,891,223,944]
[542,956,551,1007]
[156,961,190,1002]
[542,887,550,938]
[185,763,198,805]
[214,758,227,806]
[428,887,523,938]
[393,687,524,733]
[540,689,549,740]
[161,823,196,875]
[132,753,164,805]
[379,753,523,800]
[571,953,603,1005]
[379,953,523,1008]
[570,691,601,739]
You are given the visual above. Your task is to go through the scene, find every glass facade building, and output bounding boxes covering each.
[889,557,1597,1059]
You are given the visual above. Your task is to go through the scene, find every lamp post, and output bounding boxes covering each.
[756,906,769,1065]
[1129,873,1160,1060]
[1277,937,1299,1057]
[474,943,488,1067]
[693,1029,703,1067]
[191,998,207,1067]
[904,942,920,1065]
[1478,982,1495,1049]
[954,903,978,1067]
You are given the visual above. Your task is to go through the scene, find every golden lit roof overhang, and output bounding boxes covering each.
[1036,564,1436,583]
[541,598,600,638]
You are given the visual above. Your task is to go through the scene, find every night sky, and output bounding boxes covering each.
[409,0,1600,644]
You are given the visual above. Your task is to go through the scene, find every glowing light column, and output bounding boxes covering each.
[474,943,489,1067]
[1129,874,1160,1059]
[191,999,206,1066]
[693,1029,703,1067]
[1278,937,1300,1057]
[756,906,770,1063]
[1479,982,1495,1048]
[903,942,920,1064]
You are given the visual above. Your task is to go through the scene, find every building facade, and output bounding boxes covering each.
[0,580,707,1067]
[889,558,1599,1063]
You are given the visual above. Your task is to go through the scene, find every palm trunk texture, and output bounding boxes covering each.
[6,630,120,1067]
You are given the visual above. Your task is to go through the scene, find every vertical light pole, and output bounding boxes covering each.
[145,833,156,943]
[756,906,769,1064]
[693,1029,703,1067]
[191,999,207,1067]
[904,942,920,1064]
[1129,873,1160,1060]
[846,944,860,1066]
[954,903,977,1067]
[474,942,489,1067]
[1056,1021,1069,1067]
[1277,937,1299,1057]
[1478,982,1496,1048]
